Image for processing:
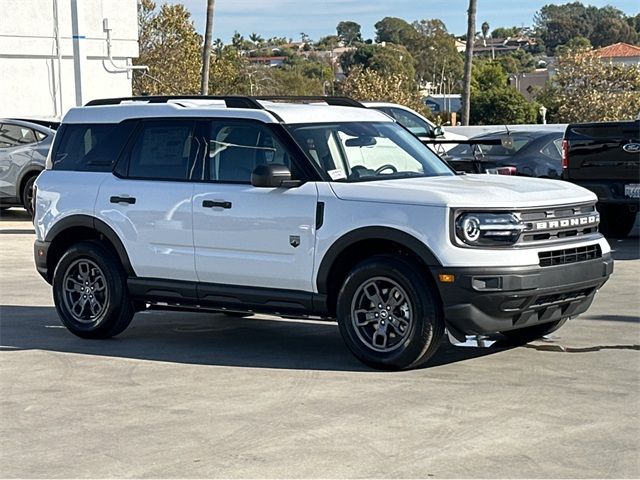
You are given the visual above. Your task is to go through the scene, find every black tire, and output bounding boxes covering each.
[336,255,444,370]
[598,204,636,239]
[22,175,37,217]
[52,241,134,339]
[500,318,567,345]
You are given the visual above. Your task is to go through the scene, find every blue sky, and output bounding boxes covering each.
[166,0,639,42]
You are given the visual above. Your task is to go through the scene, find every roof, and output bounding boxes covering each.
[592,42,640,59]
[62,99,391,125]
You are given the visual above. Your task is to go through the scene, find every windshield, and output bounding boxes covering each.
[287,122,453,182]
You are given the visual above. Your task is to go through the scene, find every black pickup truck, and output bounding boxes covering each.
[562,120,639,238]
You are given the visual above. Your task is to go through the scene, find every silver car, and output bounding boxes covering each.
[0,119,57,215]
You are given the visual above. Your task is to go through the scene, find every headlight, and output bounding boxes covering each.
[455,212,524,246]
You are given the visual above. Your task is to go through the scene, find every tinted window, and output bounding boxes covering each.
[207,121,292,183]
[390,108,431,137]
[52,124,122,171]
[541,138,562,160]
[0,124,36,148]
[128,121,197,181]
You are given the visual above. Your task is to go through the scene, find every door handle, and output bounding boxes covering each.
[202,200,232,209]
[110,196,136,205]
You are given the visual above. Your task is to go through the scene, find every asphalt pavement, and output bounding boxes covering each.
[1,208,638,478]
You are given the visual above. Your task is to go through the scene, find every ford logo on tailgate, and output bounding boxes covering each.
[623,143,640,153]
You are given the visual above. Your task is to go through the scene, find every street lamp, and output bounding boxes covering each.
[539,105,547,125]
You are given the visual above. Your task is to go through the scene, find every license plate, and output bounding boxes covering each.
[625,184,640,198]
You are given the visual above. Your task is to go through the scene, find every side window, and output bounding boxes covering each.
[0,124,36,148]
[128,121,198,181]
[541,138,562,160]
[207,121,292,183]
[35,131,47,142]
[390,108,431,137]
[52,124,121,171]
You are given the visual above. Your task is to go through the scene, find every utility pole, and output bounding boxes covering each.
[200,0,216,95]
[461,0,477,125]
[70,0,86,106]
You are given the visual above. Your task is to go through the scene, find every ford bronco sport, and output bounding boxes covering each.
[33,96,613,370]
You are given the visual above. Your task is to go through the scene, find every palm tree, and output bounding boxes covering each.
[481,22,489,46]
[461,0,477,126]
[249,33,264,46]
[200,0,216,94]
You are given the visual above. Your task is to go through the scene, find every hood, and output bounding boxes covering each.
[329,174,597,209]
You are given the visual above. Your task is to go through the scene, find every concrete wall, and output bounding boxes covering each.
[0,0,139,119]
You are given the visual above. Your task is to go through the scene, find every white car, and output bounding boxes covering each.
[33,95,612,370]
[363,101,467,152]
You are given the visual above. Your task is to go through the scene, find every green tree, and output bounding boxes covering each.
[469,60,538,124]
[249,33,264,46]
[316,35,341,50]
[336,21,362,45]
[374,17,417,45]
[491,26,520,38]
[133,0,202,95]
[410,19,463,86]
[535,3,639,54]
[340,44,415,81]
[339,68,426,113]
[548,46,640,122]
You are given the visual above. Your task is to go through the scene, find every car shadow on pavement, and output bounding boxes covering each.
[608,231,640,261]
[0,208,31,222]
[0,305,513,372]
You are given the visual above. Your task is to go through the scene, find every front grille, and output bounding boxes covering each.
[532,288,595,308]
[518,203,599,244]
[538,244,601,267]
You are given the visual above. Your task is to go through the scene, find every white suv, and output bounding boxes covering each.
[33,96,612,370]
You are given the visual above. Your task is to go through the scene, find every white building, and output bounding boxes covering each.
[0,0,140,119]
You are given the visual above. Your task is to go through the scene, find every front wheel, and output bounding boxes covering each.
[336,255,444,370]
[53,241,134,339]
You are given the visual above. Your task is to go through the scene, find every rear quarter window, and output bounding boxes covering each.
[51,122,134,171]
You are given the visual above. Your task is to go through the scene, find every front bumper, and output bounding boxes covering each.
[434,253,613,337]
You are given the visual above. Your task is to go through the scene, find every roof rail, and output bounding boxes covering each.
[84,95,265,109]
[254,96,364,108]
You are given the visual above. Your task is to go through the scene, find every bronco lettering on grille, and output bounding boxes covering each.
[533,214,599,231]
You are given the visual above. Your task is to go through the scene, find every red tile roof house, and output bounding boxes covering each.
[591,42,640,66]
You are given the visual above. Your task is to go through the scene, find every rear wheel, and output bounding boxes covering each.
[500,318,567,345]
[336,255,444,370]
[53,241,134,339]
[598,205,636,238]
[22,175,37,217]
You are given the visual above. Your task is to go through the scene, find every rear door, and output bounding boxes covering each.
[95,119,203,281]
[192,119,318,292]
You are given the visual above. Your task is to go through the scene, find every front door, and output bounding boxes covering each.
[192,119,318,292]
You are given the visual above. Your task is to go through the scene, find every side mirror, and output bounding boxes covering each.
[251,164,300,188]
[433,126,444,138]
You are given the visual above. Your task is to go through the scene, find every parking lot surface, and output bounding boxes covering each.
[1,208,639,478]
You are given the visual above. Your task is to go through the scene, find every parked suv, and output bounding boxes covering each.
[0,119,56,215]
[33,96,613,370]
